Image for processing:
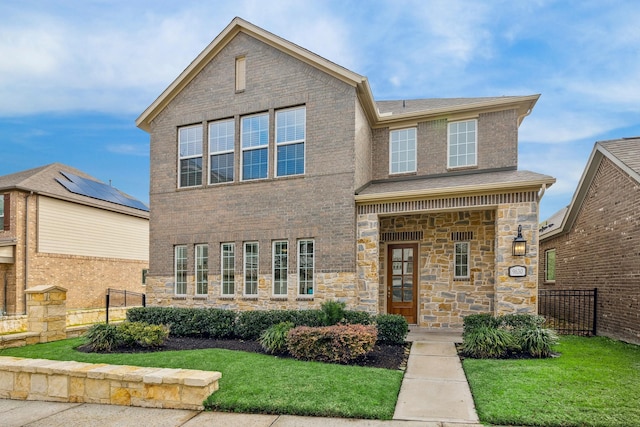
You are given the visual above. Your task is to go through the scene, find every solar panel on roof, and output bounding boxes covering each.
[55,171,149,212]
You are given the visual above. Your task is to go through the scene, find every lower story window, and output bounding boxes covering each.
[174,245,187,295]
[454,242,470,279]
[195,244,208,296]
[244,242,259,295]
[298,239,314,295]
[273,241,288,295]
[221,243,235,296]
[545,249,556,282]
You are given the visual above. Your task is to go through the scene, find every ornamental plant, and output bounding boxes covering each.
[287,324,377,364]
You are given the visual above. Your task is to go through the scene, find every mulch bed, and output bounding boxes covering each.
[77,337,411,370]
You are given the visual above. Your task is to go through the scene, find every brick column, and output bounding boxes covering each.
[356,213,379,313]
[26,285,68,343]
[494,202,539,315]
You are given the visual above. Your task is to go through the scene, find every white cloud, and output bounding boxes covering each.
[106,143,148,157]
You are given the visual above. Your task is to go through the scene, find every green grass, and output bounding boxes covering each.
[463,335,640,427]
[0,338,403,419]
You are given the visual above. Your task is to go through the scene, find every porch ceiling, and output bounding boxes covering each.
[355,169,555,203]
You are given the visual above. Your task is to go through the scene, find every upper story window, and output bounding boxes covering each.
[209,119,235,184]
[389,128,417,174]
[179,125,203,187]
[241,114,269,180]
[276,107,305,177]
[1,194,7,231]
[195,244,208,296]
[174,245,187,295]
[545,249,556,283]
[448,119,477,168]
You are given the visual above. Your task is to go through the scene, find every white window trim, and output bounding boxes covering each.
[243,242,259,296]
[275,106,306,178]
[272,240,288,296]
[240,113,269,181]
[454,241,470,279]
[208,119,235,185]
[221,243,235,297]
[447,119,478,169]
[195,244,208,296]
[389,127,417,174]
[297,239,315,296]
[178,125,203,188]
[174,245,187,296]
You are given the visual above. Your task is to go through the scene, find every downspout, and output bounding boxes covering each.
[537,183,547,202]
[23,191,33,314]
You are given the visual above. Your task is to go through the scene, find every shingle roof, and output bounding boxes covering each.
[0,163,149,217]
[356,169,555,201]
[376,97,527,115]
[540,136,640,241]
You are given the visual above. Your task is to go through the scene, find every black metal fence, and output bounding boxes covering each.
[105,288,145,324]
[538,288,597,336]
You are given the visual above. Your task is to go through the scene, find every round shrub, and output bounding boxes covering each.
[375,314,408,345]
[259,321,294,354]
[84,323,121,352]
[517,326,559,358]
[460,326,519,358]
[287,324,377,363]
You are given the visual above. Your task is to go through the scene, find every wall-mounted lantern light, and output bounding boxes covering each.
[512,225,527,256]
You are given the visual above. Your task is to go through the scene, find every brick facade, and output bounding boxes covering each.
[0,188,147,314]
[140,18,552,324]
[540,156,640,344]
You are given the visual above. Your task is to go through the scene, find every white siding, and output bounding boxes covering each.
[38,196,149,261]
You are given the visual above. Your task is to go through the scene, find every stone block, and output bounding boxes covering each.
[0,371,14,391]
[30,373,48,395]
[85,378,110,400]
[48,375,69,398]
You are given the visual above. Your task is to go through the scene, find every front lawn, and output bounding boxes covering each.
[0,338,403,419]
[463,335,640,427]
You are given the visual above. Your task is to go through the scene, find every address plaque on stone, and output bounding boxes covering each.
[508,265,527,277]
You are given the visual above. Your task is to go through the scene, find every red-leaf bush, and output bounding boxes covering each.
[286,324,377,363]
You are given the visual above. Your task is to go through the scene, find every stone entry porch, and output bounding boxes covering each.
[356,190,541,328]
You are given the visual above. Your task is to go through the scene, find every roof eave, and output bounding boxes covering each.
[372,94,540,129]
[355,177,555,203]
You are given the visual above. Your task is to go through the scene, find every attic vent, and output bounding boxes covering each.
[381,231,423,242]
[451,231,473,241]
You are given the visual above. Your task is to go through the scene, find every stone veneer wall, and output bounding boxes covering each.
[144,272,374,313]
[379,211,496,328]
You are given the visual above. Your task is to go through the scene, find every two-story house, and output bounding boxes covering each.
[136,17,555,328]
[539,138,640,345]
[0,163,149,314]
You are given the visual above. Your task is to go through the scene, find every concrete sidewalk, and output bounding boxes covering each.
[0,329,482,427]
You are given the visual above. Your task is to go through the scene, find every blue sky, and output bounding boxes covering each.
[1,0,639,220]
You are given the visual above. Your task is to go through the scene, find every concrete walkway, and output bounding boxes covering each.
[394,329,480,425]
[0,329,482,427]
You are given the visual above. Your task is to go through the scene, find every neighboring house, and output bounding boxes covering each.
[539,137,640,345]
[136,17,555,328]
[0,163,149,314]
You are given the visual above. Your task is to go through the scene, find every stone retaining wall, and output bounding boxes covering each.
[0,356,221,410]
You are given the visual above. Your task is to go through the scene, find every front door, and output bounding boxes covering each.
[387,243,418,324]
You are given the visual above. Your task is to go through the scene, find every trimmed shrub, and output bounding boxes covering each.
[342,310,374,325]
[117,322,169,348]
[84,323,121,352]
[460,325,519,359]
[375,314,408,345]
[234,310,324,340]
[259,321,294,354]
[287,324,377,363]
[463,313,500,333]
[517,326,559,358]
[320,300,346,326]
[500,314,546,330]
[126,307,235,338]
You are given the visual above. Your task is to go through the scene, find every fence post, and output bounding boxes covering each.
[105,293,110,324]
[592,288,598,336]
